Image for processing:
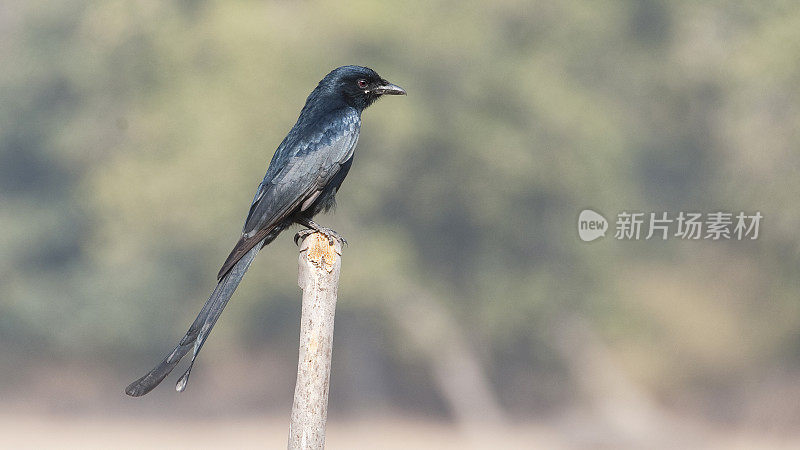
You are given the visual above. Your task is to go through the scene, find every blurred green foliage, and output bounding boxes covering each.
[1,0,799,418]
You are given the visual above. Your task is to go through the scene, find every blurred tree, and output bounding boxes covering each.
[0,0,798,429]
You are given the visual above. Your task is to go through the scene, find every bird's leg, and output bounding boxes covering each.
[294,217,348,246]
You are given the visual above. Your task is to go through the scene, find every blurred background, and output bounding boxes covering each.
[2,0,800,448]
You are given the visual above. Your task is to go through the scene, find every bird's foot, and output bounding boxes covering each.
[294,227,348,246]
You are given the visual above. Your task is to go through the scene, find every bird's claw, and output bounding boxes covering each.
[325,229,347,246]
[294,228,314,246]
[294,227,347,247]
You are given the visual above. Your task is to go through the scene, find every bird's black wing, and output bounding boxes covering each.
[217,110,360,279]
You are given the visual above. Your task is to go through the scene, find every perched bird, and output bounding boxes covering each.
[126,65,405,397]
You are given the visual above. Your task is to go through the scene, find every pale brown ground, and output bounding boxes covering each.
[1,414,799,450]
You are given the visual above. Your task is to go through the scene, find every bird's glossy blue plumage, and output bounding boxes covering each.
[125,65,404,397]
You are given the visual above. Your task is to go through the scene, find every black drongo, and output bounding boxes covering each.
[125,65,405,396]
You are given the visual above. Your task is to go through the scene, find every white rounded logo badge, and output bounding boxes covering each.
[578,209,608,242]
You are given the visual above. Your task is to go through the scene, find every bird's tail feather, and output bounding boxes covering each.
[125,240,264,397]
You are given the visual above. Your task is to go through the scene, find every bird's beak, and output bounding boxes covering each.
[373,82,406,96]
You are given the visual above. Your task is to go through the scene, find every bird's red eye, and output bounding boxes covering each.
[357,79,368,89]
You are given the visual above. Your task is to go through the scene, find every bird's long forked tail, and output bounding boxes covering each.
[125,240,264,397]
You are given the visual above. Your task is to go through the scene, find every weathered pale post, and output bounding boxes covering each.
[288,233,342,450]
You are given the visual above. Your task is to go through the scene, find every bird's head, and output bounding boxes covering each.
[318,65,406,111]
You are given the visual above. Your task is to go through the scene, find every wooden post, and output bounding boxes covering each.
[288,233,342,450]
